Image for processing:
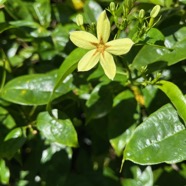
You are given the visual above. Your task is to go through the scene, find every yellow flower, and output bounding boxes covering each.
[70,10,134,80]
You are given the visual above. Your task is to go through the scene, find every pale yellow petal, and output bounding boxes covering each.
[70,31,98,49]
[97,11,110,43]
[100,51,116,80]
[78,49,100,71]
[106,38,134,55]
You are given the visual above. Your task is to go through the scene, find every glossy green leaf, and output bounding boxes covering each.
[164,26,186,48]
[124,104,186,165]
[156,80,186,123]
[9,20,39,28]
[51,24,69,52]
[83,0,102,22]
[0,159,10,185]
[50,48,87,101]
[37,109,78,147]
[33,0,51,27]
[5,0,33,21]
[0,127,26,159]
[123,166,153,186]
[146,28,165,44]
[132,27,186,70]
[1,71,73,105]
[110,124,136,156]
[132,45,169,70]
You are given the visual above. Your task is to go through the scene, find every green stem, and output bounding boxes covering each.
[0,59,6,94]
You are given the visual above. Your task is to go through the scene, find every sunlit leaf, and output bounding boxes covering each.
[132,26,186,70]
[1,71,74,105]
[123,166,153,186]
[83,0,102,22]
[157,80,186,123]
[124,104,186,165]
[37,109,78,147]
[0,159,10,185]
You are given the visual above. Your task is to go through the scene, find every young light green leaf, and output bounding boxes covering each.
[124,104,186,165]
[37,109,78,147]
[156,80,186,123]
[0,159,10,185]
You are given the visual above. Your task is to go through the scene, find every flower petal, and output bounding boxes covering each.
[78,49,100,71]
[106,38,134,55]
[100,51,116,80]
[70,31,98,49]
[97,11,110,43]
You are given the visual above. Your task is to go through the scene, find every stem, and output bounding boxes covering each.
[0,59,6,94]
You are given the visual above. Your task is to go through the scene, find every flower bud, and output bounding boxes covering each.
[150,5,160,18]
[110,2,115,12]
[76,14,83,26]
[139,9,145,19]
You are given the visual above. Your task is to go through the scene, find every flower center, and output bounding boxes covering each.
[97,43,105,53]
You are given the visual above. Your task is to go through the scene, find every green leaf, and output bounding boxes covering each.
[108,91,137,156]
[156,80,186,123]
[124,104,186,165]
[0,106,16,129]
[132,27,186,70]
[0,159,10,185]
[37,109,78,147]
[136,0,171,6]
[164,26,186,48]
[110,124,136,157]
[146,28,165,44]
[0,23,13,33]
[9,21,51,38]
[0,0,7,5]
[180,0,186,4]
[50,48,87,101]
[9,20,39,28]
[33,0,51,27]
[0,127,26,159]
[83,0,102,22]
[5,0,33,21]
[1,71,73,105]
[85,85,113,122]
[123,166,153,186]
[132,45,169,70]
[51,24,69,52]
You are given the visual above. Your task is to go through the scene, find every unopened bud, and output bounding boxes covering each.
[124,0,135,10]
[139,9,145,19]
[76,14,83,26]
[110,2,115,12]
[150,5,160,18]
